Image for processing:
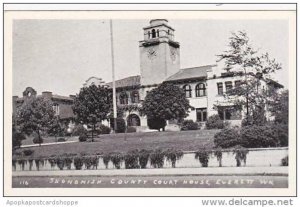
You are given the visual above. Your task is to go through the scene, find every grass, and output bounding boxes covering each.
[16,129,220,158]
[21,136,79,146]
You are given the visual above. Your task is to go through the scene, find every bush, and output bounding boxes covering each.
[214,127,240,148]
[150,149,165,168]
[181,120,199,131]
[74,156,84,170]
[272,123,288,147]
[233,145,249,167]
[102,154,111,169]
[164,149,183,168]
[110,118,126,133]
[147,118,167,131]
[281,156,288,166]
[110,152,124,169]
[206,115,228,129]
[22,149,34,156]
[195,149,210,167]
[48,155,57,168]
[12,131,26,149]
[72,124,87,136]
[213,148,223,167]
[124,150,140,169]
[55,156,65,170]
[98,124,111,134]
[57,137,66,142]
[78,135,87,142]
[138,149,151,169]
[240,125,279,148]
[126,126,137,133]
[32,135,43,144]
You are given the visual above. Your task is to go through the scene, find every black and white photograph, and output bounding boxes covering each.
[3,3,296,197]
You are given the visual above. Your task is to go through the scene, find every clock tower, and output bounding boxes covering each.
[139,19,180,85]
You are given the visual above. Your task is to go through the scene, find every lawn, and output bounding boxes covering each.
[16,129,220,158]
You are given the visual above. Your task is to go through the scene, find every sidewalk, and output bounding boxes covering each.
[20,140,78,148]
[12,166,288,177]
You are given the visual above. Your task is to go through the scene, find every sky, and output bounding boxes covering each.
[13,19,289,96]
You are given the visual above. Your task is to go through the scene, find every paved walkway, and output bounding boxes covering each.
[13,166,288,177]
[20,140,78,148]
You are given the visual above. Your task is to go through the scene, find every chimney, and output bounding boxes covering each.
[42,91,52,99]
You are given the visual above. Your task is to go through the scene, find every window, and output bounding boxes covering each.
[195,83,206,97]
[53,104,59,116]
[157,29,160,37]
[151,29,156,38]
[119,92,128,105]
[234,80,241,87]
[148,31,151,39]
[196,108,207,122]
[217,82,223,95]
[218,106,241,120]
[131,91,139,104]
[183,84,192,98]
[225,81,233,92]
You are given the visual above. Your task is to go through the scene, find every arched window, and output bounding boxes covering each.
[148,31,150,39]
[151,29,156,38]
[119,92,128,105]
[183,84,192,98]
[195,83,206,97]
[131,90,139,104]
[157,29,159,37]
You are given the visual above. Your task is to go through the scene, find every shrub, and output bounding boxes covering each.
[233,145,249,167]
[147,118,167,131]
[22,149,34,156]
[98,124,111,134]
[164,149,184,168]
[32,135,43,144]
[48,155,57,169]
[124,150,140,169]
[74,156,84,170]
[110,152,124,169]
[206,115,228,129]
[138,149,151,169]
[126,126,137,133]
[213,148,223,167]
[102,154,111,169]
[272,123,288,147]
[78,135,87,142]
[56,156,65,170]
[34,158,45,171]
[110,118,126,133]
[72,124,87,136]
[195,149,210,167]
[181,120,199,131]
[57,137,66,142]
[281,156,288,166]
[240,125,279,148]
[83,156,93,169]
[12,131,26,149]
[150,149,165,168]
[214,127,240,148]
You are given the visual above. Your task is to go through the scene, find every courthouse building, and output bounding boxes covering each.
[13,19,283,130]
[98,19,283,129]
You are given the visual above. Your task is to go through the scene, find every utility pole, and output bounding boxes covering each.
[110,19,117,132]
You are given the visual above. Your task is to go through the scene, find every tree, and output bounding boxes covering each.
[12,115,26,150]
[72,85,112,141]
[48,117,64,142]
[141,83,191,131]
[269,90,288,124]
[15,97,55,146]
[217,31,282,125]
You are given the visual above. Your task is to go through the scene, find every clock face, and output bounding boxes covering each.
[147,48,157,60]
[170,47,177,62]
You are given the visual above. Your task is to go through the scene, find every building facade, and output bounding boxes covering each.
[105,19,283,129]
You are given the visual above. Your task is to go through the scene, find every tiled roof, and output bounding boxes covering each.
[106,75,141,88]
[165,65,214,82]
[52,95,74,101]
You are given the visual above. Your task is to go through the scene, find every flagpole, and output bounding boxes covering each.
[110,19,117,132]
